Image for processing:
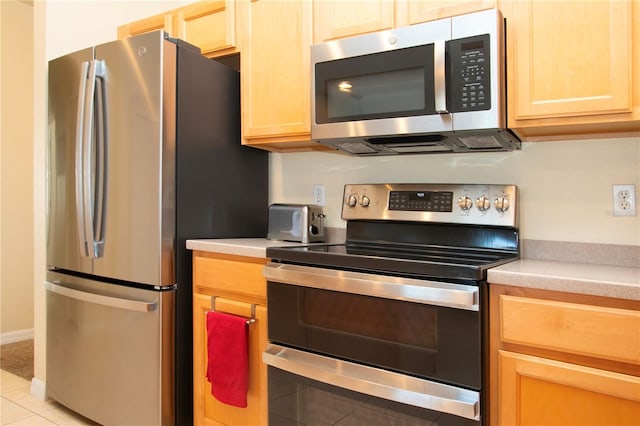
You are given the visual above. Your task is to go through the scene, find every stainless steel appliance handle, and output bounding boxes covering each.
[75,60,90,257]
[45,281,157,312]
[434,40,448,113]
[92,60,107,258]
[263,344,480,421]
[81,60,97,258]
[82,59,103,259]
[264,262,479,311]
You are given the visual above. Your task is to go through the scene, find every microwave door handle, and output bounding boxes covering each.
[434,40,448,114]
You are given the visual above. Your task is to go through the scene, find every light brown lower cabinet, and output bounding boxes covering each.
[498,350,640,425]
[192,251,268,426]
[490,284,640,426]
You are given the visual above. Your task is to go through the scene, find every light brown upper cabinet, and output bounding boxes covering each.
[502,0,639,140]
[118,1,237,58]
[240,0,328,152]
[313,0,497,42]
[312,0,395,43]
[118,11,174,39]
[175,1,238,57]
[119,0,639,152]
[395,0,497,26]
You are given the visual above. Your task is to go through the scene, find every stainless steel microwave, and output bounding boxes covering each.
[311,8,520,155]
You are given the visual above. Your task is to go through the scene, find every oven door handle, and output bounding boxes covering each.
[263,343,480,421]
[264,262,479,311]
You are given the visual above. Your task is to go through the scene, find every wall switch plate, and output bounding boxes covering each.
[313,184,325,206]
[612,184,637,216]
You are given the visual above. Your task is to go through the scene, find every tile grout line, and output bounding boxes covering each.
[0,369,59,426]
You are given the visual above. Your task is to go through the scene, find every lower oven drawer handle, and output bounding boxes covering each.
[264,263,479,310]
[263,344,480,421]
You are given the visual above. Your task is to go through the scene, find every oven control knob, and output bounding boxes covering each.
[475,196,491,212]
[309,225,319,235]
[360,195,371,207]
[494,195,510,213]
[346,194,358,207]
[457,196,473,211]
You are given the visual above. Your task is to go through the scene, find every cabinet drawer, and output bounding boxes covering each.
[193,252,267,299]
[500,295,640,364]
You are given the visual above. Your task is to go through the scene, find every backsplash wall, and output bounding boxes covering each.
[269,137,640,246]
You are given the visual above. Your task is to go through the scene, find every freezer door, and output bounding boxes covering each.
[45,271,174,425]
[47,47,96,275]
[92,32,176,287]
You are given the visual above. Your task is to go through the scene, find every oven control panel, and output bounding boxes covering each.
[342,183,518,227]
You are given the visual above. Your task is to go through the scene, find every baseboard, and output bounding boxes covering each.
[30,377,47,401]
[0,328,34,345]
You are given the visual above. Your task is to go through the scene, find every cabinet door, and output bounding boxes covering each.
[498,351,640,426]
[395,0,496,26]
[117,13,174,39]
[193,294,267,426]
[507,0,632,120]
[175,1,237,57]
[242,0,313,149]
[313,0,394,43]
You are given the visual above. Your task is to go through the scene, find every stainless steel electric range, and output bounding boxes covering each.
[263,183,519,426]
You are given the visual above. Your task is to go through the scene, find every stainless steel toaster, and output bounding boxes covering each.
[267,204,325,243]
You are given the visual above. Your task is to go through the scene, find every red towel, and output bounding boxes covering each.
[206,310,249,408]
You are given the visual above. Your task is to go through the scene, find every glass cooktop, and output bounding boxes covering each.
[267,243,518,282]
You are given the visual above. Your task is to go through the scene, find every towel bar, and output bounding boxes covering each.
[209,296,256,325]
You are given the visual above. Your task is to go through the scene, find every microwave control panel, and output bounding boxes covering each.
[447,34,491,113]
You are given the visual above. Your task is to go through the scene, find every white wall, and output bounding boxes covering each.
[1,0,35,341]
[270,137,640,246]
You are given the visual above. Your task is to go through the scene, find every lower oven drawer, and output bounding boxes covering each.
[264,344,480,425]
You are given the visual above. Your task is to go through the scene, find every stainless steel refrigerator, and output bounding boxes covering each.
[46,31,267,425]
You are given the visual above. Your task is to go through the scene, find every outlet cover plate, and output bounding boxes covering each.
[613,184,637,216]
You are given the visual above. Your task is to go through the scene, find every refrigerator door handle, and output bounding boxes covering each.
[45,281,157,312]
[93,60,108,257]
[75,59,107,259]
[75,60,90,257]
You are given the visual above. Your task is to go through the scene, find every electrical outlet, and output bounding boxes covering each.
[613,184,637,216]
[313,184,326,206]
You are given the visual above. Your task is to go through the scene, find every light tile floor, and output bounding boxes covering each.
[1,370,97,426]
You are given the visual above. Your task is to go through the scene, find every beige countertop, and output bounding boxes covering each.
[187,239,640,301]
[488,259,640,301]
[186,238,305,258]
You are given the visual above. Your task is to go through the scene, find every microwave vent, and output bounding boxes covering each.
[335,141,379,154]
[457,135,503,149]
[366,134,447,145]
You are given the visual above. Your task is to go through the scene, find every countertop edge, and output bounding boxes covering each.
[187,239,640,301]
[186,238,304,259]
[488,259,640,301]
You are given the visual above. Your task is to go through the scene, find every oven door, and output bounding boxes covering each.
[263,262,484,424]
